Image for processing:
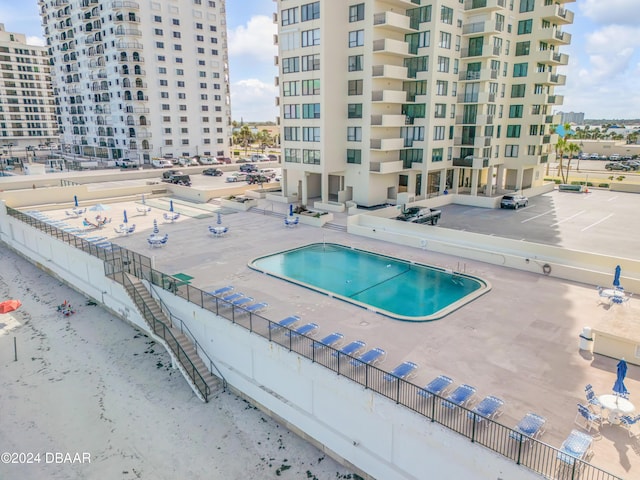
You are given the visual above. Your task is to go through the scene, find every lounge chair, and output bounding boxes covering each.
[574,403,602,432]
[442,384,476,410]
[467,395,504,423]
[208,286,234,297]
[350,347,386,368]
[221,292,244,303]
[332,340,366,358]
[284,216,299,227]
[619,414,640,438]
[136,206,151,215]
[231,296,253,307]
[383,361,418,382]
[418,375,454,399]
[509,413,546,443]
[313,332,344,350]
[557,429,593,467]
[584,384,603,412]
[286,322,319,338]
[269,315,300,331]
[244,302,268,314]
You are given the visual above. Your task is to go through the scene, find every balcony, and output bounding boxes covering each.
[125,106,149,113]
[116,41,144,50]
[463,0,506,11]
[371,90,407,103]
[455,114,493,125]
[370,137,405,151]
[458,68,498,82]
[546,94,564,105]
[115,28,142,37]
[540,28,572,45]
[456,92,495,104]
[531,49,569,66]
[532,71,567,86]
[369,160,405,174]
[95,106,111,114]
[111,1,139,9]
[454,136,491,148]
[460,45,501,58]
[126,95,149,102]
[373,11,413,32]
[372,64,408,81]
[540,3,574,25]
[462,19,503,36]
[114,14,141,23]
[372,38,410,57]
[453,155,489,169]
[370,114,408,127]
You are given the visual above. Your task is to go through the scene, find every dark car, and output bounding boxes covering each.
[162,169,183,179]
[163,174,191,186]
[268,154,279,162]
[239,163,258,173]
[216,156,233,164]
[605,162,630,171]
[500,194,528,209]
[623,160,640,171]
[246,174,271,185]
[202,168,223,176]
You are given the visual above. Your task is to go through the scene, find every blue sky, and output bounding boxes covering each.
[2,0,639,121]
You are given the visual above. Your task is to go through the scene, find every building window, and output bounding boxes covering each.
[436,80,448,96]
[439,32,451,49]
[196,35,204,41]
[432,147,443,162]
[433,126,445,141]
[173,19,180,25]
[284,148,301,163]
[349,30,364,47]
[303,149,321,165]
[284,126,300,141]
[197,47,205,54]
[440,6,453,25]
[160,92,169,98]
[509,105,523,118]
[282,7,298,26]
[303,127,320,142]
[437,56,450,73]
[282,57,299,73]
[434,103,446,118]
[529,124,538,135]
[507,125,521,138]
[301,29,320,47]
[346,149,361,164]
[283,81,300,96]
[173,31,181,38]
[349,4,364,22]
[154,28,163,35]
[511,84,526,98]
[174,44,182,51]
[505,145,519,157]
[157,55,166,61]
[156,42,164,49]
[301,2,320,22]
[348,104,362,118]
[517,19,532,35]
[519,0,534,13]
[159,80,168,86]
[513,63,528,77]
[283,104,300,119]
[302,103,320,119]
[302,79,320,95]
[154,16,162,22]
[301,54,320,71]
[347,126,362,142]
[195,23,203,29]
[348,79,363,95]
[515,41,530,56]
[348,55,363,72]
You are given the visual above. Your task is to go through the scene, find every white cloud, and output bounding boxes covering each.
[26,36,46,47]
[230,78,278,122]
[227,15,277,61]
[581,0,639,26]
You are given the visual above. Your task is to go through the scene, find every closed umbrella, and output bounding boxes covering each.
[123,210,128,224]
[153,219,159,234]
[169,200,174,212]
[74,195,78,207]
[289,204,294,217]
[0,299,22,314]
[217,212,222,225]
[613,358,629,398]
[613,265,622,288]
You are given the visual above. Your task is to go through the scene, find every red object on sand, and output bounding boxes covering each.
[0,299,22,314]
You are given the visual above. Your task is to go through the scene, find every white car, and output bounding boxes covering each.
[152,159,174,168]
[258,168,277,178]
[225,172,248,182]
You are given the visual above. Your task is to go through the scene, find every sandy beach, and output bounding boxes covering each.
[0,246,354,480]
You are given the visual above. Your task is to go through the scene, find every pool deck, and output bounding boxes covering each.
[33,196,640,479]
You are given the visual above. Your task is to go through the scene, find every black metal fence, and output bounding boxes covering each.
[5,206,622,480]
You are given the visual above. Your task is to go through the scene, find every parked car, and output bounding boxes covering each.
[250,154,270,162]
[216,156,233,164]
[258,168,277,178]
[623,160,640,170]
[177,157,199,167]
[225,172,248,182]
[162,169,183,179]
[198,157,220,165]
[152,159,174,168]
[623,154,634,160]
[609,154,621,161]
[395,207,441,225]
[115,158,137,168]
[588,153,600,160]
[268,154,278,162]
[162,174,192,186]
[235,158,250,163]
[605,162,630,171]
[239,163,258,173]
[202,168,223,176]
[500,194,528,209]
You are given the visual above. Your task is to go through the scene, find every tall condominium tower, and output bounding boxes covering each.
[39,0,232,164]
[275,0,573,207]
[0,23,58,149]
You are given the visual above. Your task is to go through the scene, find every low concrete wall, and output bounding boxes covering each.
[314,201,346,213]
[220,197,258,211]
[298,211,334,227]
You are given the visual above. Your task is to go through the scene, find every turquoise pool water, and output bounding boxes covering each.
[249,243,489,321]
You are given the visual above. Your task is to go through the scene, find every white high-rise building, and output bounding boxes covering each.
[274,0,573,207]
[39,0,232,164]
[0,23,58,149]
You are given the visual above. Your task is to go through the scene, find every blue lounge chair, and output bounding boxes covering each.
[245,302,268,313]
[383,361,418,382]
[574,403,602,432]
[620,414,640,438]
[286,322,319,338]
[418,375,454,399]
[269,315,300,331]
[232,296,253,307]
[442,384,476,409]
[467,395,504,423]
[209,286,234,297]
[350,347,386,367]
[557,429,593,466]
[313,332,344,349]
[221,292,244,303]
[584,384,603,412]
[509,413,546,442]
[332,340,366,358]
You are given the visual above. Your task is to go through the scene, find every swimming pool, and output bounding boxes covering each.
[249,243,490,321]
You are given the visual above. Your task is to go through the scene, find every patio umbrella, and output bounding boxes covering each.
[153,219,159,234]
[0,299,22,314]
[217,212,222,225]
[123,210,128,224]
[169,200,174,212]
[74,195,78,207]
[613,358,629,398]
[90,203,111,212]
[289,204,294,216]
[613,265,622,288]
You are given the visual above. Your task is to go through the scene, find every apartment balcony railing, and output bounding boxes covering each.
[372,64,408,81]
[370,137,405,151]
[1,208,628,480]
[370,114,408,127]
[463,0,505,11]
[115,28,142,37]
[458,69,498,82]
[369,160,405,174]
[372,38,410,56]
[114,15,141,24]
[531,49,569,66]
[116,41,144,50]
[460,45,501,58]
[454,136,491,148]
[371,90,407,103]
[540,3,574,25]
[111,1,139,9]
[125,106,150,114]
[455,114,493,126]
[461,19,503,36]
[456,92,495,104]
[373,11,413,32]
[546,94,564,106]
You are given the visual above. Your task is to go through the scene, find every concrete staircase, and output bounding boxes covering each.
[123,274,223,402]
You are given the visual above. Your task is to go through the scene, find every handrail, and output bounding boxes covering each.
[5,206,622,480]
[148,282,227,391]
[121,273,210,402]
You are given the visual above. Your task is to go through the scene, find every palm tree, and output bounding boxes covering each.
[564,142,580,183]
[238,125,253,155]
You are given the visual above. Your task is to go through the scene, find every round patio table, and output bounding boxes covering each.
[598,394,635,424]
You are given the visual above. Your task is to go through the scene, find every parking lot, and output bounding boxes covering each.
[437,189,640,258]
